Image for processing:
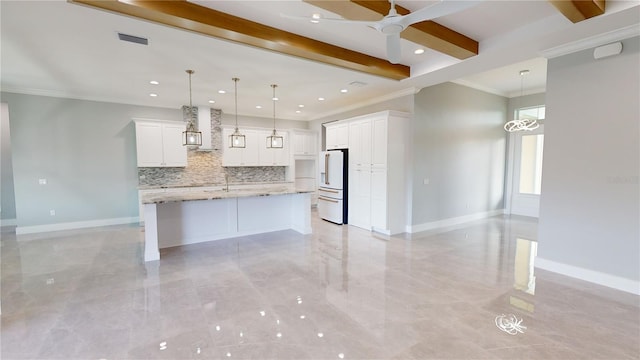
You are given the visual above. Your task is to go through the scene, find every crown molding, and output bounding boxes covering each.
[540,24,640,59]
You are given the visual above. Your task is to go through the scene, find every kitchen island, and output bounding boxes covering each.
[140,185,312,262]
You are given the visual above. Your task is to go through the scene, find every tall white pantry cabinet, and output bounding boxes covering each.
[324,111,410,235]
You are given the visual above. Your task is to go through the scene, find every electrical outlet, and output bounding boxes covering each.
[423,178,430,185]
[39,178,47,185]
[50,209,56,216]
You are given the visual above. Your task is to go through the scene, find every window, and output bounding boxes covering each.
[516,105,545,195]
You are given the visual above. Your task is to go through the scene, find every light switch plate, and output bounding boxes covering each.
[39,178,47,185]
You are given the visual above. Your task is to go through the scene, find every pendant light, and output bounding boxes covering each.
[504,70,540,132]
[182,69,202,146]
[266,84,284,149]
[229,77,245,148]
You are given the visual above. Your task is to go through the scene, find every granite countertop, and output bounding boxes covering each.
[141,185,313,204]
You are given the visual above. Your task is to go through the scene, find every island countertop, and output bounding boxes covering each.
[140,185,313,204]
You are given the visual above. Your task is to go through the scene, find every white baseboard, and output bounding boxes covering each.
[16,217,140,235]
[1,218,17,227]
[407,209,505,233]
[535,257,640,295]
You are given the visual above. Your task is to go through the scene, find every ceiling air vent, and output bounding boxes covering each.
[117,32,148,45]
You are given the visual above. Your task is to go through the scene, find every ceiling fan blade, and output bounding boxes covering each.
[400,0,483,27]
[386,33,401,64]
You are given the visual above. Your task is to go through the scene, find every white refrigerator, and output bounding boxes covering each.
[318,149,348,224]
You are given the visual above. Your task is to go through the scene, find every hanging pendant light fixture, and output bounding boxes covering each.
[266,84,284,149]
[229,77,246,148]
[182,69,202,146]
[504,70,540,132]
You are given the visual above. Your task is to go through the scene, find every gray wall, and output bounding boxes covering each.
[538,36,640,281]
[1,92,181,228]
[1,103,17,222]
[411,82,508,226]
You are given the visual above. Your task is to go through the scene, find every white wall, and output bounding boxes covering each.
[537,36,640,289]
[411,82,508,230]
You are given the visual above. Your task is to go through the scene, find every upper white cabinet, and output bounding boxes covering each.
[258,130,290,166]
[134,119,187,167]
[293,130,317,156]
[325,122,348,149]
[222,127,290,167]
[222,128,259,166]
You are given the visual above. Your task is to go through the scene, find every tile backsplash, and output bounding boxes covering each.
[137,107,286,187]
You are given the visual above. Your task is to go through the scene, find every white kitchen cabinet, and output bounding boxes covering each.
[348,119,372,168]
[134,120,187,167]
[371,117,388,168]
[222,128,259,166]
[344,111,411,235]
[325,122,348,149]
[293,130,317,156]
[370,168,387,229]
[258,130,290,166]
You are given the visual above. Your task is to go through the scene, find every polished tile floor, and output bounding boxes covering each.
[1,213,639,359]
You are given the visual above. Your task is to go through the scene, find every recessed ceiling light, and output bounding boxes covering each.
[149,93,158,97]
[414,48,425,55]
[218,90,226,94]
[295,110,301,113]
[318,97,325,101]
[149,80,159,85]
[298,104,304,108]
[340,89,348,93]
[208,100,215,104]
[272,97,279,101]
[256,105,262,109]
[311,13,321,23]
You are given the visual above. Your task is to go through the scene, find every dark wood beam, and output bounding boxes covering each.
[548,0,606,23]
[305,0,478,60]
[69,0,410,80]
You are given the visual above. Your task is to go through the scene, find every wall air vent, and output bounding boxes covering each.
[117,32,148,45]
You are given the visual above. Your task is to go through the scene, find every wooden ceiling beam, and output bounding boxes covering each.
[69,0,410,80]
[548,0,606,23]
[305,0,478,60]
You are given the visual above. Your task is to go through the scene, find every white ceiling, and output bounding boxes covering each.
[1,0,638,121]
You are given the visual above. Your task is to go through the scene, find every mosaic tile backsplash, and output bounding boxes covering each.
[137,108,286,187]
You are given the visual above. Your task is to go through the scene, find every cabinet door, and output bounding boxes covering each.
[162,123,188,166]
[371,118,387,168]
[371,168,387,229]
[259,130,289,166]
[304,133,317,155]
[326,126,338,150]
[348,120,371,167]
[242,130,260,166]
[293,133,304,154]
[222,128,243,166]
[135,122,164,167]
[336,124,349,148]
[294,132,316,155]
[349,167,371,229]
[274,132,290,166]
